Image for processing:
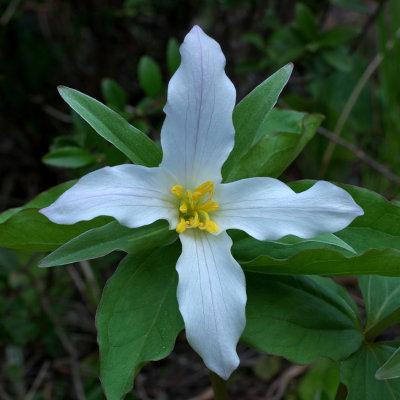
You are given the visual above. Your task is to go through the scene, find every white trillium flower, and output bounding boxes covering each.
[40,26,364,379]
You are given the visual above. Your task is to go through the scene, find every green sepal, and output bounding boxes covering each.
[40,220,178,267]
[58,86,162,166]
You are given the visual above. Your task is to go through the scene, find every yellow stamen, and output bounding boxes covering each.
[176,217,187,233]
[172,180,219,234]
[172,185,184,198]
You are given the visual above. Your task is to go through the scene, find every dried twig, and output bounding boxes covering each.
[319,25,400,178]
[24,361,50,400]
[317,126,400,186]
[266,364,309,400]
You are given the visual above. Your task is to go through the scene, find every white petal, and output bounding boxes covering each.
[214,179,364,241]
[160,25,236,188]
[40,165,179,228]
[176,230,246,379]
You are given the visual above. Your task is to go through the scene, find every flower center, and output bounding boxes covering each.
[171,180,219,234]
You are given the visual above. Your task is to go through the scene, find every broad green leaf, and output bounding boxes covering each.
[222,63,293,181]
[0,181,76,224]
[40,220,177,267]
[101,78,127,110]
[299,358,340,400]
[359,275,400,339]
[0,209,110,251]
[166,38,181,76]
[289,181,400,254]
[376,347,400,380]
[341,343,400,400]
[58,87,162,166]
[138,56,164,98]
[226,109,323,180]
[97,244,183,400]
[242,274,363,364]
[42,147,96,168]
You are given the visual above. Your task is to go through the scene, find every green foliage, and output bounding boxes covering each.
[299,358,340,400]
[58,87,162,167]
[242,274,363,364]
[97,244,183,400]
[226,109,323,180]
[341,344,400,400]
[376,347,400,380]
[40,220,177,267]
[138,56,164,98]
[222,63,293,181]
[42,146,96,168]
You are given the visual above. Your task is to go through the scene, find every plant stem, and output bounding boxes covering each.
[209,371,229,400]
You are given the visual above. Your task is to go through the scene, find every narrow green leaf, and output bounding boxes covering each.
[341,343,400,400]
[138,56,164,98]
[40,220,177,267]
[97,244,183,400]
[226,109,323,180]
[359,275,400,339]
[242,274,363,364]
[222,63,293,181]
[0,209,110,251]
[166,38,181,76]
[232,231,356,262]
[239,248,400,277]
[58,86,162,166]
[376,346,400,380]
[0,181,76,224]
[101,78,127,110]
[42,147,96,168]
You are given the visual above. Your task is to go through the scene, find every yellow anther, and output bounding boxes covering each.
[205,221,219,233]
[179,202,188,213]
[176,217,187,233]
[172,180,219,234]
[172,185,184,198]
[198,201,219,212]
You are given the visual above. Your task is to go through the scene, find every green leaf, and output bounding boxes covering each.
[321,47,353,72]
[58,86,162,166]
[299,358,340,400]
[232,232,356,262]
[138,56,164,98]
[0,181,76,224]
[0,209,110,251]
[40,220,177,267]
[294,4,318,40]
[226,109,323,180]
[376,346,400,380]
[166,38,181,76]
[97,244,183,400]
[242,274,363,364]
[341,343,400,400]
[42,147,96,168]
[222,63,293,181]
[359,275,400,340]
[101,78,127,110]
[318,27,358,48]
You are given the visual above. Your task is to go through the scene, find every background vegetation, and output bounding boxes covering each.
[1,0,400,398]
